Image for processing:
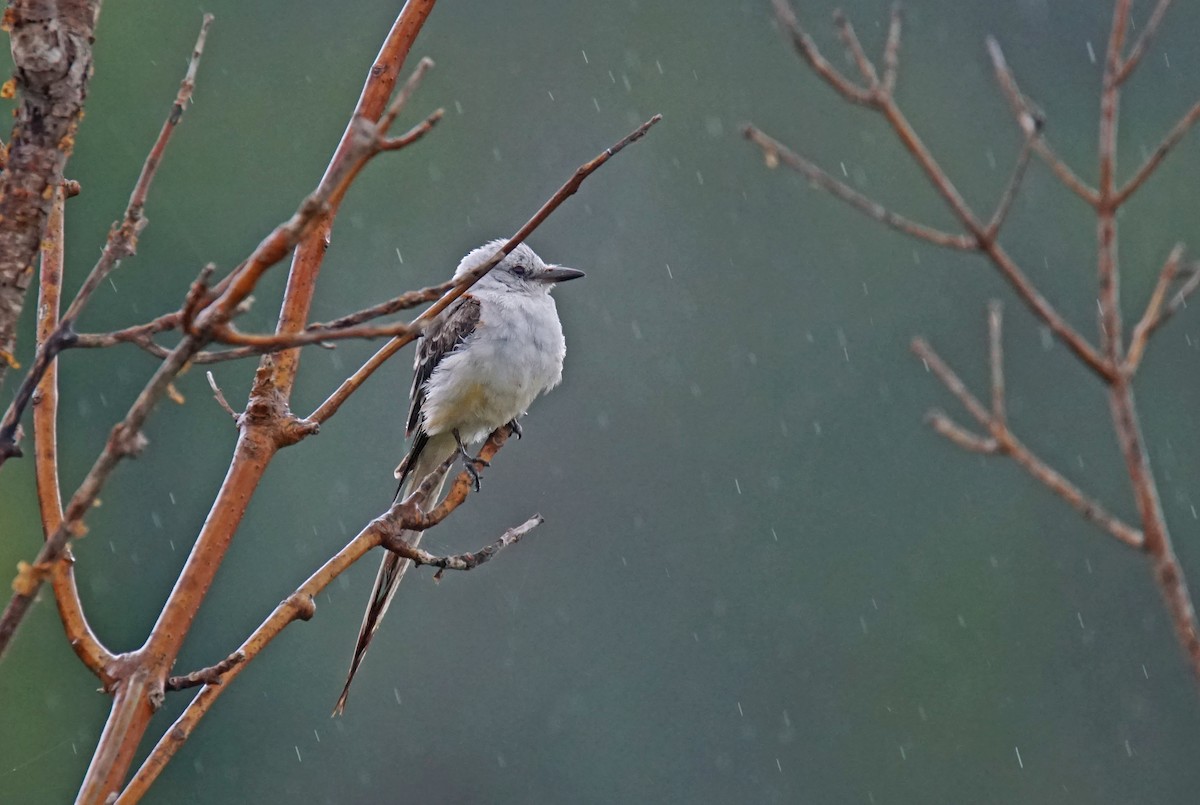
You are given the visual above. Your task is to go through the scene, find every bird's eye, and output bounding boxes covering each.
[511,264,527,276]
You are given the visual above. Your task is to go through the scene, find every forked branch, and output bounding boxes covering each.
[912,305,1143,550]
[119,429,522,801]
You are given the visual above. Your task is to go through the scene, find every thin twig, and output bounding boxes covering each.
[1115,0,1173,84]
[1114,99,1200,206]
[1125,243,1184,373]
[310,278,458,330]
[986,37,1100,207]
[742,125,974,250]
[384,514,543,580]
[925,411,998,454]
[306,113,663,426]
[984,134,1035,240]
[987,301,1005,424]
[912,335,1143,550]
[832,9,878,88]
[881,3,903,95]
[205,371,239,421]
[771,0,875,105]
[212,320,416,350]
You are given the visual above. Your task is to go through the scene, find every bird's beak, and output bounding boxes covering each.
[540,266,585,283]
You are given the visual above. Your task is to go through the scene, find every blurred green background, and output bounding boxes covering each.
[3,0,1200,802]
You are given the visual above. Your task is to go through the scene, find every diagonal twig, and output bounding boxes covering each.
[1115,0,1172,85]
[1114,99,1200,206]
[742,125,974,250]
[1125,243,1184,373]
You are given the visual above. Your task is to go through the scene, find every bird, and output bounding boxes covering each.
[333,239,584,715]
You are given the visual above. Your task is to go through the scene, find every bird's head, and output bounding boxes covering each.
[455,239,584,294]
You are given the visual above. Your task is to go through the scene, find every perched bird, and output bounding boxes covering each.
[333,240,584,715]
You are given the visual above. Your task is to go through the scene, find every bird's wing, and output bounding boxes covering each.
[393,293,482,486]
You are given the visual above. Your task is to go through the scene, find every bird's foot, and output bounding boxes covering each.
[453,429,489,492]
[507,419,523,439]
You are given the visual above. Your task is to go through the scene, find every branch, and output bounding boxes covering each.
[384,514,543,581]
[911,311,1143,550]
[33,184,116,684]
[1114,99,1200,206]
[189,59,442,338]
[120,429,514,801]
[79,7,446,801]
[211,320,416,350]
[881,3,903,96]
[984,134,1035,240]
[165,652,244,692]
[1125,243,1185,373]
[742,125,974,250]
[1115,0,1173,84]
[309,277,458,330]
[832,9,878,88]
[0,0,101,391]
[771,0,875,105]
[0,14,213,465]
[746,11,1114,381]
[306,113,663,426]
[986,37,1100,207]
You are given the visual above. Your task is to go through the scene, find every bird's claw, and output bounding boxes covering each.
[453,429,489,491]
[508,419,523,439]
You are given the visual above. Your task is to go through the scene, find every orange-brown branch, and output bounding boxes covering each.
[120,429,515,802]
[33,186,116,684]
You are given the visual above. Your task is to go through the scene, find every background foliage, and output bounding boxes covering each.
[3,0,1200,801]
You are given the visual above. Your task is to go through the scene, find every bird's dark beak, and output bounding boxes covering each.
[541,266,585,283]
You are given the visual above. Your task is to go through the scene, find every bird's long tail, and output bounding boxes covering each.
[332,435,453,716]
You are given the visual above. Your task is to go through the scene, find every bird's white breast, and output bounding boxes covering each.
[420,289,566,443]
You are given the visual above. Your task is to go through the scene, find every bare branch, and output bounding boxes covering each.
[1126,243,1184,373]
[205,371,239,422]
[925,410,998,454]
[747,30,1114,381]
[165,652,245,691]
[986,37,1100,207]
[881,3,903,95]
[987,301,1005,424]
[212,320,416,350]
[911,338,992,427]
[770,0,876,106]
[33,185,116,685]
[121,428,513,801]
[832,9,878,89]
[984,134,1034,240]
[912,335,1143,550]
[384,514,543,581]
[1114,100,1200,206]
[310,278,458,331]
[742,125,974,250]
[1115,0,1173,84]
